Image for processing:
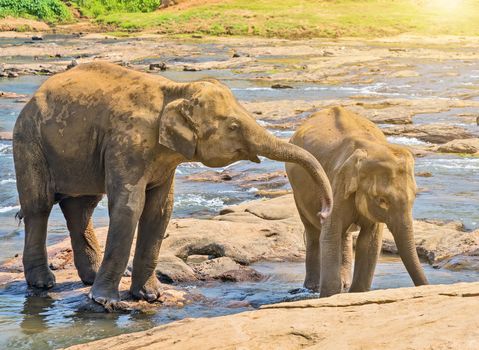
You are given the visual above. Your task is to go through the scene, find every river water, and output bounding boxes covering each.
[0,35,478,349]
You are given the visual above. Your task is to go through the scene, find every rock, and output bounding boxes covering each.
[186,254,210,265]
[67,59,78,70]
[380,220,479,264]
[391,70,419,78]
[149,62,167,71]
[232,51,241,58]
[31,35,43,41]
[64,282,479,350]
[383,124,473,143]
[415,171,432,177]
[0,91,27,99]
[389,48,407,52]
[436,138,479,154]
[192,34,203,39]
[192,257,262,282]
[436,249,479,271]
[271,83,293,89]
[183,66,200,71]
[7,72,19,78]
[156,255,197,283]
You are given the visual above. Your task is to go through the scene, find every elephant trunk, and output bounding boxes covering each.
[388,217,428,286]
[251,129,333,220]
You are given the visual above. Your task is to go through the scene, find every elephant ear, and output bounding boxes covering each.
[334,149,368,199]
[158,99,199,160]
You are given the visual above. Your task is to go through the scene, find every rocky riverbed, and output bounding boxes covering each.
[1,31,479,348]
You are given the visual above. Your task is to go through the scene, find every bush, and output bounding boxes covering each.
[0,0,72,22]
[73,0,162,16]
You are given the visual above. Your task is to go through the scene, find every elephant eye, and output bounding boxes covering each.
[377,197,389,210]
[229,122,239,131]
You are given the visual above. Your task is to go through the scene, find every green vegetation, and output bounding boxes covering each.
[2,0,479,38]
[89,0,479,38]
[72,0,162,17]
[0,0,72,23]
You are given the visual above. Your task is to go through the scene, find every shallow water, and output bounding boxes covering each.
[1,37,479,349]
[1,258,478,350]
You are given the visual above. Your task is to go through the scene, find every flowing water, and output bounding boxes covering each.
[0,36,479,349]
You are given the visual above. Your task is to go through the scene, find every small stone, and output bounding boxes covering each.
[271,84,293,89]
[232,51,241,58]
[322,50,334,57]
[220,174,233,181]
[55,53,62,58]
[186,255,210,265]
[183,66,200,72]
[31,36,43,41]
[67,59,78,70]
[149,62,167,71]
[415,171,433,178]
[192,34,203,39]
[7,72,18,78]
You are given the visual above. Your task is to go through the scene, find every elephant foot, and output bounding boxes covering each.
[25,265,56,289]
[130,275,162,302]
[78,268,97,286]
[303,279,320,293]
[89,282,121,312]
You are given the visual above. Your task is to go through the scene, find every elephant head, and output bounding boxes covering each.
[337,143,428,286]
[159,79,333,219]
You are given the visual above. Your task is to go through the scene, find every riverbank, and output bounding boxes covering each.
[63,281,479,350]
[2,0,479,39]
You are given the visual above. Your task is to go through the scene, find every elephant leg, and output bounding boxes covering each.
[14,140,55,289]
[130,175,174,301]
[319,211,352,297]
[89,182,146,308]
[349,223,384,292]
[299,213,322,292]
[23,208,55,288]
[59,195,103,285]
[341,230,353,291]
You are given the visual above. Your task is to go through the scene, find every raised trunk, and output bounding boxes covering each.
[251,130,333,220]
[389,219,428,286]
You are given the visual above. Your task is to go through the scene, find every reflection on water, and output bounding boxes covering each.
[1,258,478,349]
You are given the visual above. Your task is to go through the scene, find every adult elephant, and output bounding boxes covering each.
[286,107,428,297]
[13,62,333,308]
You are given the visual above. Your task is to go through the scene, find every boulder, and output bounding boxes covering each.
[156,255,197,283]
[192,257,262,282]
[436,138,479,154]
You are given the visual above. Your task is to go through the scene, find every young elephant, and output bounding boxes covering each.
[286,107,428,297]
[13,62,333,308]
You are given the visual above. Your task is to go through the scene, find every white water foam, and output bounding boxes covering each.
[0,205,20,213]
[387,136,430,146]
[0,179,15,185]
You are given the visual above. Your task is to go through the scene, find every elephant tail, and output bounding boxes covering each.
[15,209,24,225]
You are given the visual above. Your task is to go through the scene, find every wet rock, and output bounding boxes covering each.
[149,62,167,71]
[436,249,479,271]
[7,72,19,78]
[436,138,479,154]
[391,70,419,78]
[271,83,293,89]
[415,171,432,177]
[67,59,78,70]
[31,35,43,41]
[192,257,262,282]
[383,124,473,144]
[183,66,200,71]
[156,255,197,283]
[0,91,27,99]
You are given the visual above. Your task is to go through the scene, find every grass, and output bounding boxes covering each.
[0,0,72,23]
[72,0,162,17]
[89,0,479,38]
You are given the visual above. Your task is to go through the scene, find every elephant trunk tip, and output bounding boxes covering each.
[317,198,333,223]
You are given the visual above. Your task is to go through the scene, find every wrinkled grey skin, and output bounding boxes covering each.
[13,62,333,308]
[286,107,428,297]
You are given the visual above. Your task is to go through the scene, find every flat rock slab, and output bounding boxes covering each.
[64,282,479,350]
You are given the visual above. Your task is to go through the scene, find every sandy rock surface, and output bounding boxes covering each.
[64,281,479,350]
